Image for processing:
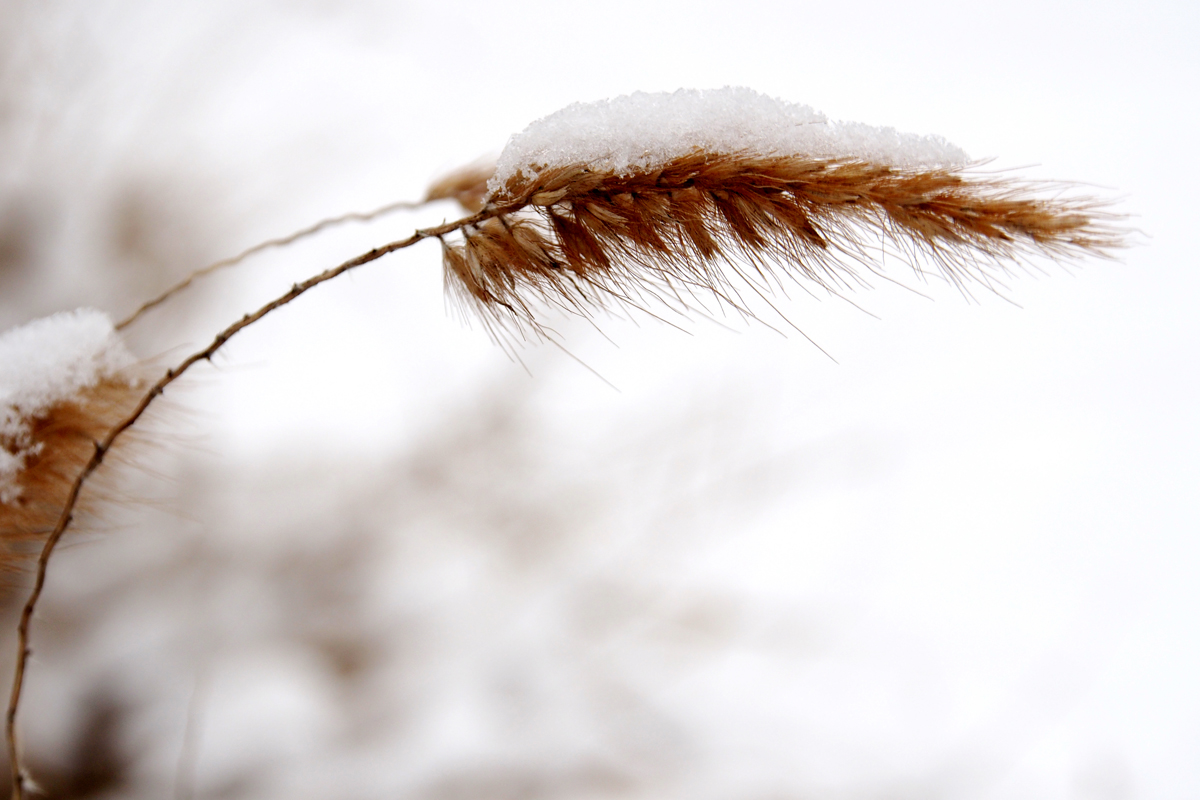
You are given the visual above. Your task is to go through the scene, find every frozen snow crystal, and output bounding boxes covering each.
[0,309,136,502]
[489,87,969,197]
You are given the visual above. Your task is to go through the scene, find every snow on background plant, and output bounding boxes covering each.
[0,2,1196,799]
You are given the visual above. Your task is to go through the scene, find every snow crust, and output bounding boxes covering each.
[0,309,135,502]
[489,87,969,198]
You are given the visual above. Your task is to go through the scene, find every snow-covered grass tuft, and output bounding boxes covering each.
[489,87,970,198]
[1,310,136,504]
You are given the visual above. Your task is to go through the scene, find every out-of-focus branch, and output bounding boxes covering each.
[115,198,429,331]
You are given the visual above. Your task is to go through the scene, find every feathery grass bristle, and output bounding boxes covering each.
[0,378,144,573]
[438,151,1124,341]
[426,160,496,213]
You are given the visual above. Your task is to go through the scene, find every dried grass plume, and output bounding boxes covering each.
[0,311,145,574]
[438,151,1123,341]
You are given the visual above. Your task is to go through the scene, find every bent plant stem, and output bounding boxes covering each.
[5,207,493,800]
[115,198,430,332]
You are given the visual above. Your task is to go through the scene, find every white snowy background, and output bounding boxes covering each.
[0,1,1196,798]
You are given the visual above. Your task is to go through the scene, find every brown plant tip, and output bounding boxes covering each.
[426,159,497,213]
[441,151,1125,341]
[0,309,147,576]
[0,376,144,575]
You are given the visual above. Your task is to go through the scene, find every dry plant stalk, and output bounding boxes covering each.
[443,152,1121,341]
[1,90,1127,799]
[116,197,427,331]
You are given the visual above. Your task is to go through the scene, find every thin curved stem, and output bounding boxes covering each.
[115,198,429,331]
[6,206,493,800]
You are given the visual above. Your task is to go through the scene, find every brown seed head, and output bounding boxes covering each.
[437,151,1124,340]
